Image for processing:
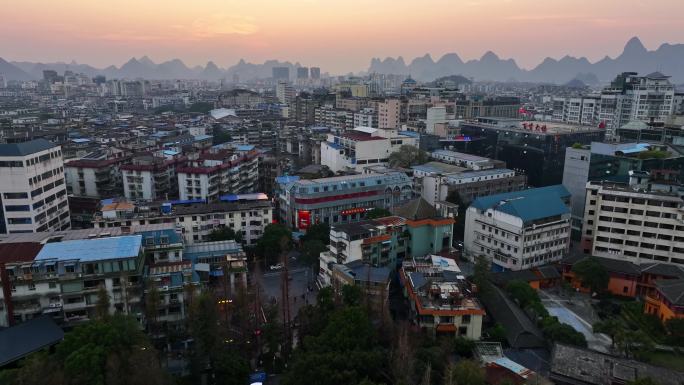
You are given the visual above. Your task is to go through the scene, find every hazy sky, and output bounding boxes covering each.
[2,0,683,73]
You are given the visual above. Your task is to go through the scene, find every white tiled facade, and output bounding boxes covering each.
[0,140,70,234]
[582,182,684,266]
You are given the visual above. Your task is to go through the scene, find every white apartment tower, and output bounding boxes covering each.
[0,139,70,234]
[599,72,675,140]
[581,178,684,266]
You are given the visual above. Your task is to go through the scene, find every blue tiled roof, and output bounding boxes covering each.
[35,236,143,262]
[470,185,570,224]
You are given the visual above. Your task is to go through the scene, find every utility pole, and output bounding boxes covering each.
[280,246,291,353]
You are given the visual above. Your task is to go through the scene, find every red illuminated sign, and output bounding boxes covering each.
[297,210,311,230]
[340,207,370,216]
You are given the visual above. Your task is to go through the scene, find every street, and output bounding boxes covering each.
[252,251,317,320]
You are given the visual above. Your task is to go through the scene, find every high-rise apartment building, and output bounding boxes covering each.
[552,96,600,126]
[581,178,684,266]
[276,81,295,104]
[310,67,321,79]
[599,72,675,139]
[296,67,309,79]
[272,66,290,81]
[0,140,70,234]
[378,99,401,129]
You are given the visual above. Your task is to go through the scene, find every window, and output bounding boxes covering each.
[3,192,28,199]
[5,205,30,212]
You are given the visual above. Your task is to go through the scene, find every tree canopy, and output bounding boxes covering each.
[388,145,428,168]
[282,306,385,385]
[208,226,242,243]
[255,223,292,263]
[366,207,392,219]
[6,315,170,385]
[572,257,609,294]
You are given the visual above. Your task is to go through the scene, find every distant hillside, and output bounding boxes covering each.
[368,37,684,84]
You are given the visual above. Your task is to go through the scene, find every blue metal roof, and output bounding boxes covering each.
[236,145,255,151]
[399,130,420,138]
[275,175,300,185]
[138,229,182,245]
[326,141,343,150]
[35,236,143,262]
[470,185,570,224]
[193,134,213,141]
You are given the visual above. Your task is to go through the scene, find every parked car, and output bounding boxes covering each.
[270,263,283,270]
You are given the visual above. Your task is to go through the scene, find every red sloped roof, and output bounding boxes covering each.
[0,243,43,264]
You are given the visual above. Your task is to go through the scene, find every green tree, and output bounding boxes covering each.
[366,207,392,219]
[301,239,327,270]
[593,318,624,348]
[542,318,587,347]
[447,360,485,385]
[211,347,250,385]
[472,255,492,294]
[615,329,654,359]
[388,145,428,168]
[506,280,540,309]
[665,318,684,346]
[281,307,385,385]
[208,226,242,242]
[95,285,111,320]
[484,323,507,344]
[572,257,609,295]
[13,315,170,385]
[341,284,363,307]
[255,224,292,264]
[145,282,162,338]
[452,336,476,357]
[187,292,221,360]
[300,223,330,244]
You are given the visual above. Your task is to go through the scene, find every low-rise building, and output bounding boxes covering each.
[176,148,259,201]
[65,158,124,199]
[464,185,572,272]
[413,162,526,205]
[277,171,413,230]
[320,127,418,173]
[399,256,484,338]
[93,198,273,245]
[0,235,144,327]
[644,279,684,323]
[121,155,183,201]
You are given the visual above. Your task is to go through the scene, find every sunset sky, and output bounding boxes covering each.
[2,0,683,73]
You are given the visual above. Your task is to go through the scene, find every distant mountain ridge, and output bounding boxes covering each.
[1,37,683,84]
[2,57,309,82]
[368,37,684,83]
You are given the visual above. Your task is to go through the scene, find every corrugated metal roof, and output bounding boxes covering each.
[35,235,142,262]
[0,316,64,366]
[471,185,570,224]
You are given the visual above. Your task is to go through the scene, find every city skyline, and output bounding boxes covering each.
[2,0,684,74]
